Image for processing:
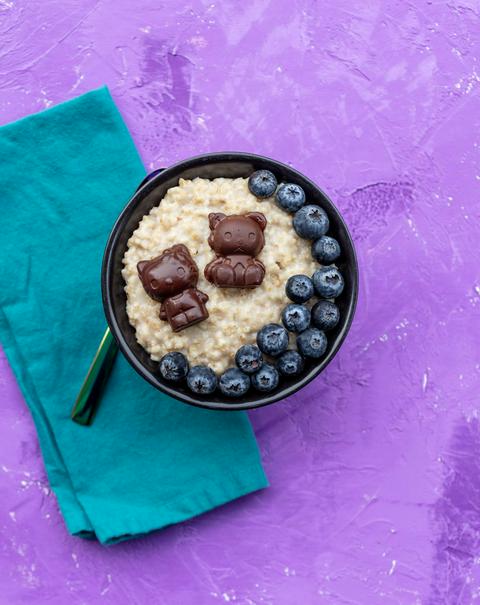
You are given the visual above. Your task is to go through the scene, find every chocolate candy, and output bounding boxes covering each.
[204,212,267,288]
[137,244,209,332]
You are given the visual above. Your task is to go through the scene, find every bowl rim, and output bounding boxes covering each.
[102,151,359,411]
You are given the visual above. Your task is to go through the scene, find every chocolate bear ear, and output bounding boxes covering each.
[137,260,149,276]
[208,212,226,230]
[245,212,267,231]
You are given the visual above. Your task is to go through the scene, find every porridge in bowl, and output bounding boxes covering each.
[123,176,316,373]
[121,170,344,399]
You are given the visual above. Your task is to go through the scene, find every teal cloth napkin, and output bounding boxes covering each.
[0,87,267,544]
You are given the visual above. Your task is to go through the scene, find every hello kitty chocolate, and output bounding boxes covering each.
[137,244,209,332]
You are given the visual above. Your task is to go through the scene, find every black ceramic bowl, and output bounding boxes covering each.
[102,152,358,411]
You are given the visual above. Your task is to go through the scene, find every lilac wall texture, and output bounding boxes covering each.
[0,1,479,603]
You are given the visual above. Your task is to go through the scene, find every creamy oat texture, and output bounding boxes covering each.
[122,177,317,374]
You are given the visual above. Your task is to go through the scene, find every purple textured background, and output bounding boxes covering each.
[1,1,479,603]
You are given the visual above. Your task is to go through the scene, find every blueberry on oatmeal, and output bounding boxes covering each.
[297,328,328,358]
[293,205,329,240]
[248,170,277,198]
[312,266,344,299]
[251,364,279,392]
[219,368,251,397]
[235,344,264,374]
[276,183,305,213]
[281,303,311,333]
[285,274,314,303]
[159,352,189,382]
[311,235,341,264]
[186,366,218,394]
[311,300,340,331]
[257,323,289,357]
[276,350,305,377]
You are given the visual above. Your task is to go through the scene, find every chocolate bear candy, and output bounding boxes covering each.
[137,244,209,332]
[204,212,267,288]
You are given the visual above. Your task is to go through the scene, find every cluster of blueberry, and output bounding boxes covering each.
[158,169,344,399]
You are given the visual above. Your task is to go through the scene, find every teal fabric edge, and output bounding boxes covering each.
[83,464,268,545]
[0,86,132,538]
[0,305,93,535]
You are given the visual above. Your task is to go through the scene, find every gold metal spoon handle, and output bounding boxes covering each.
[71,327,118,426]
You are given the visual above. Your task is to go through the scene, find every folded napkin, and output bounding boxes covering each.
[0,87,267,544]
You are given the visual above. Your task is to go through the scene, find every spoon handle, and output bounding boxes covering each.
[71,168,165,426]
[71,328,118,425]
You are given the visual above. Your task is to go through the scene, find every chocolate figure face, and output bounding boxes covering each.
[137,244,209,332]
[208,212,267,257]
[137,243,199,302]
[205,212,267,288]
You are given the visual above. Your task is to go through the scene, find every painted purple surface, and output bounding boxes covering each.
[0,0,479,602]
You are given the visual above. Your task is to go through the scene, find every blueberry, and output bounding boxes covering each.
[219,368,250,398]
[256,323,289,357]
[276,183,306,213]
[311,300,340,331]
[297,328,328,358]
[276,350,305,376]
[248,170,277,198]
[312,266,344,298]
[281,303,311,333]
[312,235,341,263]
[186,365,218,394]
[293,204,329,240]
[159,352,189,382]
[285,274,314,303]
[251,364,280,392]
[235,344,264,374]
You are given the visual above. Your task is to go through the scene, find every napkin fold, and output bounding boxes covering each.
[0,87,267,544]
